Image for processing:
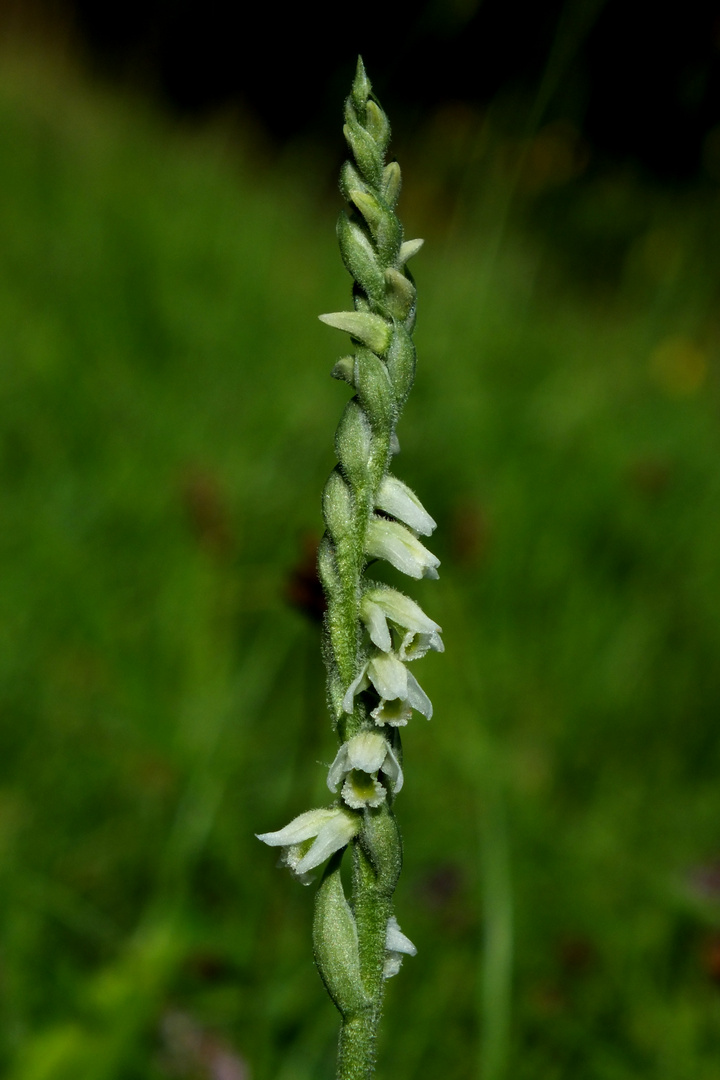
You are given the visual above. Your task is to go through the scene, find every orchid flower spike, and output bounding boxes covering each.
[258,58,442,1076]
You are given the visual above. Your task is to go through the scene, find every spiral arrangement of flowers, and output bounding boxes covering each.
[258,58,441,1080]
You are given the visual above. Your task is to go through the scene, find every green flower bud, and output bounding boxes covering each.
[353,348,395,431]
[322,469,354,543]
[350,57,372,115]
[343,116,383,189]
[348,189,402,265]
[398,237,424,265]
[384,267,416,321]
[318,534,340,593]
[339,160,370,205]
[385,323,416,405]
[365,100,390,155]
[337,211,386,302]
[382,161,402,208]
[335,399,374,486]
[319,310,391,356]
[331,356,356,384]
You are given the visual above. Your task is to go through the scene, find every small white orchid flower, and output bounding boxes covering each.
[256,806,359,885]
[383,916,417,978]
[327,731,404,808]
[365,518,440,580]
[374,475,437,536]
[360,586,444,660]
[342,650,433,726]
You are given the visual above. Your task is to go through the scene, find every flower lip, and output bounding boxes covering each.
[342,771,385,809]
[371,697,412,727]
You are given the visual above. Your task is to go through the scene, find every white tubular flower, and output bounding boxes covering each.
[327,731,404,808]
[360,586,444,660]
[256,807,360,885]
[374,475,437,537]
[384,916,417,978]
[366,518,440,580]
[342,650,433,726]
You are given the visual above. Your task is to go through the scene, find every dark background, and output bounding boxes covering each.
[10,0,720,178]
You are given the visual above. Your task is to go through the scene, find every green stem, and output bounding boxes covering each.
[337,1013,376,1080]
[338,844,393,1080]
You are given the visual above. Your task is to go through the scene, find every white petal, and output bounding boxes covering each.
[386,916,417,956]
[405,669,433,720]
[364,588,444,660]
[383,954,403,978]
[368,652,408,701]
[295,811,360,875]
[346,731,388,773]
[382,742,404,794]
[256,807,342,847]
[367,588,441,635]
[366,519,440,581]
[360,596,392,652]
[375,475,437,536]
[342,666,370,714]
[383,916,417,978]
[327,743,351,792]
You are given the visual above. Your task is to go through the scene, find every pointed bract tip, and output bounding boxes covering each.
[352,56,371,106]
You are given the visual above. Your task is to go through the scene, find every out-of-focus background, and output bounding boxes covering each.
[1,2,720,1077]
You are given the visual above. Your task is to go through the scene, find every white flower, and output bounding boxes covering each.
[374,475,436,536]
[327,731,404,808]
[256,807,359,885]
[342,650,433,726]
[365,518,440,580]
[384,916,417,978]
[360,586,443,660]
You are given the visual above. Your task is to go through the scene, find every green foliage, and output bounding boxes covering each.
[1,45,720,1080]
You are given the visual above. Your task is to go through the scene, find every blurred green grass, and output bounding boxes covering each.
[1,44,720,1080]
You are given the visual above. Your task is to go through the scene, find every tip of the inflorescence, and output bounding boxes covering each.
[352,56,371,108]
